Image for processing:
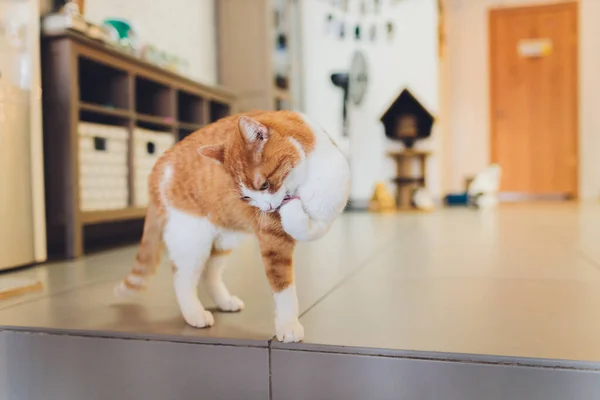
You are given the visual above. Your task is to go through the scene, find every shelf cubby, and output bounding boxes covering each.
[177,91,205,124]
[135,76,174,118]
[209,100,230,123]
[78,56,129,110]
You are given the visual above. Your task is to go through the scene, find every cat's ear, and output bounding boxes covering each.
[197,144,225,164]
[239,116,269,143]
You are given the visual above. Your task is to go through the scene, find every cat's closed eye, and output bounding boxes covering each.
[241,196,251,201]
[260,181,270,191]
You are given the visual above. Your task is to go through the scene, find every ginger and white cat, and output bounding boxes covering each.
[115,111,350,342]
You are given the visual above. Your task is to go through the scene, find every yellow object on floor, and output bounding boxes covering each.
[368,182,396,212]
[0,277,43,300]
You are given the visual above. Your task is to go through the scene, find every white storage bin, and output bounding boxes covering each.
[133,128,174,207]
[78,122,129,212]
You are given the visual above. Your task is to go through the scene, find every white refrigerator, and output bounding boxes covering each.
[0,0,47,270]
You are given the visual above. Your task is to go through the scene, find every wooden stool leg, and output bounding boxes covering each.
[419,155,427,188]
[399,186,412,209]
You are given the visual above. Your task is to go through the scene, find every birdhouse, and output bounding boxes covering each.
[380,89,434,149]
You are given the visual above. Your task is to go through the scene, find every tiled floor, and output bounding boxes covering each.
[2,204,600,399]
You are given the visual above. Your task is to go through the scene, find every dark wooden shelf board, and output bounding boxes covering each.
[81,207,147,224]
[178,122,203,131]
[80,102,132,118]
[392,177,426,185]
[136,113,175,127]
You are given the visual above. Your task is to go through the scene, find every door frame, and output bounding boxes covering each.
[488,1,579,198]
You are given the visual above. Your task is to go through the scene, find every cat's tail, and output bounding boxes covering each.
[114,201,165,298]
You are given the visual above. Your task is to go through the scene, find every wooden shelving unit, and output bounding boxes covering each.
[42,30,236,258]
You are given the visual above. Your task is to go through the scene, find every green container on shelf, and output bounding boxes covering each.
[102,18,139,52]
[102,18,132,40]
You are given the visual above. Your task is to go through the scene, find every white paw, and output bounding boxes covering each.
[279,198,304,222]
[183,309,214,328]
[279,199,308,238]
[276,319,305,343]
[218,295,245,312]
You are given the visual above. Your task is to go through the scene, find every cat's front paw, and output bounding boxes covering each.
[218,295,245,312]
[183,309,214,328]
[279,199,307,232]
[276,318,305,343]
[279,198,304,217]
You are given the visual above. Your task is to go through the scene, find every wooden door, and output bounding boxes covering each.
[490,3,578,196]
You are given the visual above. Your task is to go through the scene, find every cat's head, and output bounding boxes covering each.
[197,116,303,212]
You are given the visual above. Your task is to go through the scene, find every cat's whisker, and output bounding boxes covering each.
[253,208,264,230]
[260,211,267,231]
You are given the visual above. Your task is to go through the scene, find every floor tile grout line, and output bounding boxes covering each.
[0,274,125,312]
[298,231,401,319]
[533,218,600,274]
[268,344,274,400]
[568,246,600,274]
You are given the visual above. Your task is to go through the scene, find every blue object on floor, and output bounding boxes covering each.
[444,193,469,206]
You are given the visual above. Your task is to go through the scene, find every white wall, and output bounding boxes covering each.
[84,0,217,85]
[443,0,600,199]
[300,0,439,204]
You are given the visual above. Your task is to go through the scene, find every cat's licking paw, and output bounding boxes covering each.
[279,198,306,226]
[276,318,305,343]
[218,295,245,312]
[183,309,214,328]
[279,197,304,214]
[279,197,327,241]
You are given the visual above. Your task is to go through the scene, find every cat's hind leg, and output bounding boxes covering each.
[164,207,215,328]
[202,231,247,312]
